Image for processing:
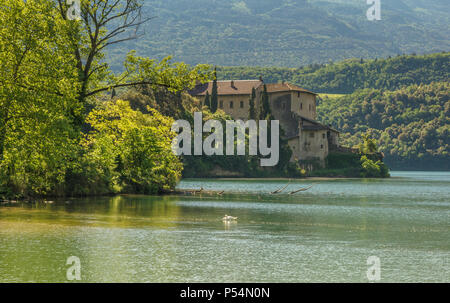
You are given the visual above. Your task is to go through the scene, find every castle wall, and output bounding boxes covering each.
[193,84,336,167]
[327,130,340,147]
[214,94,252,120]
[268,92,299,138]
[290,92,317,120]
[298,128,329,165]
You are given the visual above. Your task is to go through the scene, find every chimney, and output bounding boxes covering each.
[259,76,263,82]
[231,80,235,88]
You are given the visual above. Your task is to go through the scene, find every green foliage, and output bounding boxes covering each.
[325,152,361,170]
[77,100,182,195]
[123,51,212,94]
[360,156,390,178]
[0,0,211,198]
[358,134,378,154]
[316,133,389,178]
[117,86,202,121]
[204,91,211,108]
[312,151,389,178]
[217,52,450,94]
[318,82,450,170]
[210,69,218,113]
[259,84,270,120]
[0,0,81,198]
[248,87,257,120]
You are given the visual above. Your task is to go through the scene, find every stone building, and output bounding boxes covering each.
[189,80,340,166]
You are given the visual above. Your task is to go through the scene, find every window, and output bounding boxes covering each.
[230,101,234,109]
[240,101,244,108]
[219,101,223,108]
[282,103,286,110]
[321,144,324,149]
[322,133,326,139]
[309,104,311,111]
[309,132,314,138]
[298,92,300,98]
[300,103,303,110]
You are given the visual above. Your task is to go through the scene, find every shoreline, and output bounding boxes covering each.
[183,176,363,181]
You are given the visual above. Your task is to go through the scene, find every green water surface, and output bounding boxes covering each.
[0,171,448,282]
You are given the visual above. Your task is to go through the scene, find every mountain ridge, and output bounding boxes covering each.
[108,0,449,69]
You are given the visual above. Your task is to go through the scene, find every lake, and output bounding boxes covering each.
[0,171,449,282]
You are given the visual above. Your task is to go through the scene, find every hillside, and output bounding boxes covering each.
[108,0,450,69]
[216,52,449,170]
[317,82,449,170]
[216,52,450,93]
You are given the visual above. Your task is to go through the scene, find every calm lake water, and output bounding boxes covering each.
[0,171,449,282]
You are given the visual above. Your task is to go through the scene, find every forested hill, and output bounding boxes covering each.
[108,0,449,69]
[317,82,449,170]
[217,52,450,94]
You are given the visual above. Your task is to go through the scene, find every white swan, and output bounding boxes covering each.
[222,214,237,221]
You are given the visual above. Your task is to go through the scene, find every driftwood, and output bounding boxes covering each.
[217,190,225,196]
[271,179,291,194]
[170,188,224,196]
[289,185,313,195]
[194,187,204,194]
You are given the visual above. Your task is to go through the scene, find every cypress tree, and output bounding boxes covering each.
[259,84,270,120]
[210,67,218,113]
[204,91,211,108]
[248,87,256,120]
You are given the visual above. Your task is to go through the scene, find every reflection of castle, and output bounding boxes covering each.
[189,79,340,166]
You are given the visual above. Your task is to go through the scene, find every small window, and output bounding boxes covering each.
[321,144,324,149]
[282,103,286,110]
[300,103,303,110]
[309,104,312,111]
[230,101,234,109]
[298,92,300,98]
[309,132,314,138]
[322,133,326,139]
[240,101,244,108]
[219,101,223,108]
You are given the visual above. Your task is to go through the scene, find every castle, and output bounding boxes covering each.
[189,79,340,167]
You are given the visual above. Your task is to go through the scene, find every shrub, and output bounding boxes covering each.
[74,100,183,195]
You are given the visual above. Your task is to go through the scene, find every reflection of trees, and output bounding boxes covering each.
[73,195,182,228]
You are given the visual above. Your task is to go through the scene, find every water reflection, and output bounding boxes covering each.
[223,220,238,231]
[0,172,449,282]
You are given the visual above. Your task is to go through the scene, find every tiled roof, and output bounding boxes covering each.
[189,80,263,96]
[302,125,328,131]
[293,113,340,133]
[266,83,317,95]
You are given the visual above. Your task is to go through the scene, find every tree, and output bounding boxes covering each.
[248,87,257,120]
[83,100,182,194]
[0,0,212,198]
[210,67,218,113]
[259,84,270,120]
[0,0,212,158]
[358,133,378,154]
[0,0,81,196]
[204,91,211,108]
[52,0,211,126]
